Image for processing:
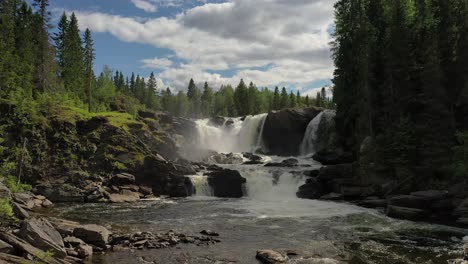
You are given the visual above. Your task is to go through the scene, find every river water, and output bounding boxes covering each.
[47,114,468,263]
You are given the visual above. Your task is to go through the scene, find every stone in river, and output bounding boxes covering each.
[200,230,219,236]
[256,249,286,263]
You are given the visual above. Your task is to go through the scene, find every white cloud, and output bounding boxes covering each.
[141,57,174,69]
[76,0,336,91]
[130,0,157,12]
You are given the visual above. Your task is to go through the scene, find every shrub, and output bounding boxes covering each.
[0,198,13,218]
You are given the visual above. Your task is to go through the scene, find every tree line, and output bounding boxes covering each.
[332,0,468,180]
[0,0,332,118]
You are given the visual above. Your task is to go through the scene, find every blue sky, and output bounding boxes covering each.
[36,0,335,96]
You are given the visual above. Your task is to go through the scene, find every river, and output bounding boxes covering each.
[46,114,467,263]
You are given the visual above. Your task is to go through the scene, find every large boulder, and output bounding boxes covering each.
[297,178,325,199]
[73,224,111,248]
[19,217,67,258]
[33,183,85,203]
[263,108,322,156]
[209,153,244,164]
[109,173,135,186]
[208,116,226,127]
[386,205,430,221]
[312,148,354,165]
[207,169,246,198]
[387,195,431,210]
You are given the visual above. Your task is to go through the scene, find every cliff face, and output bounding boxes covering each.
[0,102,197,199]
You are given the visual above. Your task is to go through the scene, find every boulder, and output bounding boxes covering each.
[317,164,354,181]
[256,249,286,264]
[388,195,431,210]
[207,169,246,198]
[12,202,29,219]
[18,217,67,258]
[33,183,84,203]
[106,191,140,203]
[386,205,430,220]
[303,170,320,177]
[76,244,93,259]
[109,173,135,186]
[63,236,86,247]
[312,149,354,165]
[49,217,81,237]
[410,190,449,201]
[263,108,322,156]
[320,193,343,201]
[341,185,375,199]
[265,158,299,168]
[357,198,387,208]
[297,178,324,199]
[73,224,111,248]
[209,153,244,164]
[12,193,35,209]
[0,239,14,254]
[208,116,226,127]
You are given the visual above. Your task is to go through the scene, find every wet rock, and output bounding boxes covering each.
[388,195,431,210]
[410,190,449,201]
[208,116,226,127]
[207,169,246,198]
[312,148,354,165]
[297,178,324,199]
[49,217,81,237]
[19,217,67,258]
[76,244,93,259]
[110,173,135,186]
[386,205,430,220]
[0,239,14,254]
[341,185,375,199]
[320,193,343,201]
[139,185,153,196]
[63,236,86,247]
[74,224,111,248]
[209,153,244,164]
[12,193,35,209]
[263,107,322,156]
[303,170,320,177]
[265,158,299,167]
[317,164,354,181]
[256,249,286,264]
[42,199,53,208]
[357,198,387,208]
[200,230,219,236]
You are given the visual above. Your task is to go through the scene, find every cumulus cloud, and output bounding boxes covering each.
[76,0,336,91]
[130,0,157,12]
[141,57,174,69]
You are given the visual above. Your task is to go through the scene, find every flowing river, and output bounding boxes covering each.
[46,114,468,264]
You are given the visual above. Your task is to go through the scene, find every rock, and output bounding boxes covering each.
[256,249,286,264]
[76,244,93,259]
[386,205,430,220]
[341,185,374,198]
[0,239,14,254]
[42,199,53,208]
[33,183,84,203]
[207,169,246,198]
[12,193,35,209]
[209,153,244,164]
[139,185,153,196]
[297,178,325,199]
[357,198,387,208]
[208,116,226,127]
[303,170,320,177]
[320,193,343,201]
[200,230,219,236]
[312,149,354,165]
[18,217,67,258]
[73,224,111,247]
[388,195,431,210]
[49,217,81,237]
[265,158,299,167]
[63,236,86,247]
[66,248,79,257]
[263,108,322,156]
[12,202,29,219]
[317,164,354,181]
[109,173,135,186]
[105,191,140,203]
[410,190,449,201]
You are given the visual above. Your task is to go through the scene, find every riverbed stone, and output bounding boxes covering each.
[0,239,14,254]
[19,217,67,258]
[388,195,431,210]
[76,244,93,259]
[256,249,286,263]
[297,178,324,199]
[358,198,387,208]
[12,202,29,219]
[110,173,135,186]
[73,224,111,247]
[386,205,430,220]
[63,236,86,247]
[410,190,449,201]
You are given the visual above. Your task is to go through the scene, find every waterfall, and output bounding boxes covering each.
[195,114,268,153]
[189,173,213,197]
[299,110,335,156]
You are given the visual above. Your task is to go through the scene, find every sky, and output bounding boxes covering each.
[40,0,336,96]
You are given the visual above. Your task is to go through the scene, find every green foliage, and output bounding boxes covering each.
[0,198,13,218]
[4,176,32,193]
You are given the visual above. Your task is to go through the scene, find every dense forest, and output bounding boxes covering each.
[0,0,332,120]
[332,0,468,183]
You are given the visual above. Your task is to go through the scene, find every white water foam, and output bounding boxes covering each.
[300,110,335,156]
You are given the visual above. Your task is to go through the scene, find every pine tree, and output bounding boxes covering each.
[289,91,296,108]
[54,12,68,72]
[234,79,249,116]
[15,2,36,97]
[146,72,158,109]
[201,82,214,117]
[62,13,85,95]
[272,86,280,110]
[0,0,19,94]
[83,28,95,112]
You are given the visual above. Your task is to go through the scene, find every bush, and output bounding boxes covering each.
[4,176,32,193]
[0,198,13,218]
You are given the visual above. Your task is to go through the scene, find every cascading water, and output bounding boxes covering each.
[195,114,267,153]
[299,110,336,156]
[188,173,213,197]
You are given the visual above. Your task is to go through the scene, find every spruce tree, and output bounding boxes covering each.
[83,28,95,112]
[280,87,289,109]
[63,13,85,95]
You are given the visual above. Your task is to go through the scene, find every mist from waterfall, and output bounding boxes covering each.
[195,114,268,154]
